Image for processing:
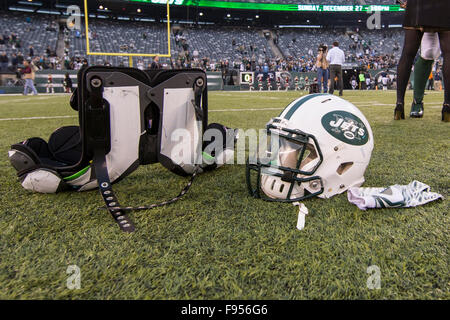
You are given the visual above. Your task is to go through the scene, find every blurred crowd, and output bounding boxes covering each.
[169,34,402,73]
[0,20,441,80]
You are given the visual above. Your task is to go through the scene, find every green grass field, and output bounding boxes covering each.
[0,90,448,299]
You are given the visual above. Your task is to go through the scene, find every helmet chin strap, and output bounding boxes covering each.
[293,202,309,230]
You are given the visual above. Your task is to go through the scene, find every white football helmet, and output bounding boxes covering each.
[246,93,374,202]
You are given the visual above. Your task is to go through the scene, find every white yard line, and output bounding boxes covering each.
[210,107,285,112]
[0,109,284,120]
[0,115,76,121]
[0,93,70,97]
[0,104,445,121]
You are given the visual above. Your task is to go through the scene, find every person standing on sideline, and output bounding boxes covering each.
[46,73,55,94]
[394,0,450,122]
[350,75,357,90]
[359,71,366,90]
[294,76,300,91]
[426,71,434,90]
[381,71,389,90]
[434,69,442,91]
[63,72,72,93]
[21,59,38,95]
[151,55,160,69]
[326,41,345,96]
[365,72,371,90]
[316,44,329,93]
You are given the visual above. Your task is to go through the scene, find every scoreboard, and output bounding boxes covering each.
[240,72,254,85]
[128,1,405,12]
[296,5,402,12]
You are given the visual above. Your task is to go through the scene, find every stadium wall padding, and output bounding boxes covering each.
[0,70,224,93]
[0,70,409,94]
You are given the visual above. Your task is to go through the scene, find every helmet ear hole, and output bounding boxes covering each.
[337,162,354,175]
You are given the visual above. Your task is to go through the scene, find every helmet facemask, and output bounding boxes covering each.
[246,119,324,202]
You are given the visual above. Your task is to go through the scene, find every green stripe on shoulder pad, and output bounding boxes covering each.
[63,165,91,181]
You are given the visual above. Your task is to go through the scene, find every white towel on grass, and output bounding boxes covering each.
[347,181,443,210]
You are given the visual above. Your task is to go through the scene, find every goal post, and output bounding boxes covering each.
[83,0,172,67]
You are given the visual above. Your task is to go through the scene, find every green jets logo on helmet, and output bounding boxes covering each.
[321,111,369,146]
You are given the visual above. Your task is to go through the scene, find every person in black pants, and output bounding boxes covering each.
[151,56,160,69]
[326,41,345,96]
[395,0,450,122]
[426,72,434,91]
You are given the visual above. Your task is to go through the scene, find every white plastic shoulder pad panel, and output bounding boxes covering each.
[72,86,142,192]
[21,169,62,193]
[161,88,202,174]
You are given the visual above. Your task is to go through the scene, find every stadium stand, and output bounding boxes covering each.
[277,28,403,69]
[65,19,175,68]
[178,26,275,62]
[0,9,405,73]
[0,12,59,64]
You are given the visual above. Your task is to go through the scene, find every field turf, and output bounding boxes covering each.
[0,90,448,299]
